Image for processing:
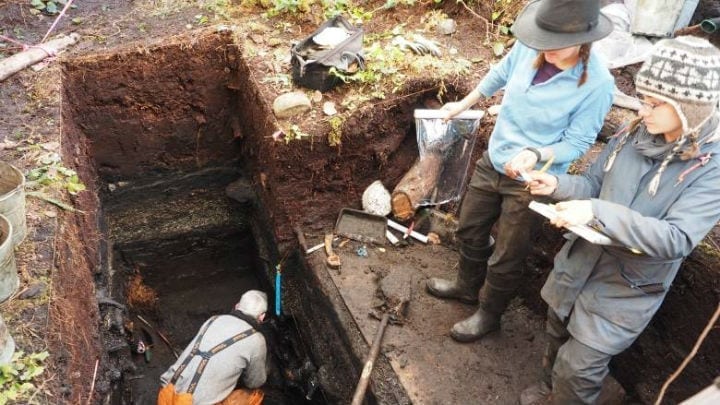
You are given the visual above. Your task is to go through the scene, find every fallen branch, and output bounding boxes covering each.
[456,0,491,28]
[26,191,85,213]
[0,33,80,82]
[655,302,720,405]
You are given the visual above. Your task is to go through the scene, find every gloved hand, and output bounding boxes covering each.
[528,171,558,196]
[440,101,465,121]
[411,34,441,57]
[552,200,594,227]
[392,34,442,56]
[504,149,538,180]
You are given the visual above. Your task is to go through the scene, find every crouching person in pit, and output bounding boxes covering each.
[158,290,268,405]
[522,36,720,404]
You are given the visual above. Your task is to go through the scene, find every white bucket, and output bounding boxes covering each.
[0,162,26,247]
[631,0,700,37]
[0,214,19,303]
[0,314,14,365]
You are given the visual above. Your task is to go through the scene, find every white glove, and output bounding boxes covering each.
[552,200,594,227]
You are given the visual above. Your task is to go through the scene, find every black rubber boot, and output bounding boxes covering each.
[426,237,494,304]
[449,281,514,342]
[450,306,501,342]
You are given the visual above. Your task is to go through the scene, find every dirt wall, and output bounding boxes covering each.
[55,100,104,403]
[62,31,241,181]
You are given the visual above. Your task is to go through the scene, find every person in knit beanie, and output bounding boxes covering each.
[520,36,720,404]
[604,35,720,195]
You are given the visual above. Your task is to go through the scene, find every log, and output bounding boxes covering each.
[0,33,80,82]
[391,153,442,221]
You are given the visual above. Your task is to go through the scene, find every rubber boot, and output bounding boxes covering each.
[426,237,494,304]
[520,315,563,405]
[519,344,554,405]
[519,381,552,405]
[450,281,514,342]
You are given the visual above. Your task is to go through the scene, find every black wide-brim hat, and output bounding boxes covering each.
[512,0,613,50]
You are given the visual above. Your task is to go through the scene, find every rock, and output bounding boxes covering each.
[267,37,283,47]
[273,92,312,119]
[323,101,337,116]
[18,282,46,299]
[311,90,323,103]
[225,177,256,203]
[437,19,457,35]
[107,368,122,382]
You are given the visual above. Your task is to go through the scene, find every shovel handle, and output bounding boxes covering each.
[350,312,391,405]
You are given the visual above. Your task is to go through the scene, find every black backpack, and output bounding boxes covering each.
[290,15,365,92]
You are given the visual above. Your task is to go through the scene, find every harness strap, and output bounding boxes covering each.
[185,328,256,394]
[169,315,257,394]
[170,316,219,384]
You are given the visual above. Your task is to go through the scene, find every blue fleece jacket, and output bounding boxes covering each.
[475,42,614,175]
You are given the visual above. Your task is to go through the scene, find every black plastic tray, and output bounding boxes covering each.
[334,208,387,245]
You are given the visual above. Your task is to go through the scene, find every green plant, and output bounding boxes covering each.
[0,351,50,404]
[29,0,74,15]
[287,124,311,142]
[204,0,231,19]
[489,0,516,56]
[194,14,209,25]
[265,0,313,16]
[25,152,86,195]
[327,116,344,146]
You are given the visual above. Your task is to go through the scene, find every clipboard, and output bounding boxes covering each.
[529,201,615,245]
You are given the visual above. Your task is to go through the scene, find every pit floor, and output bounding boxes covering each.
[306,239,549,404]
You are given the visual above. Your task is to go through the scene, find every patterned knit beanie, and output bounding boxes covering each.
[635,36,720,135]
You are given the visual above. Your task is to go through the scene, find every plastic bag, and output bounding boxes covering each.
[413,109,483,207]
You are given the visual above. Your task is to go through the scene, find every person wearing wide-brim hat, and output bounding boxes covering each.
[525,35,720,404]
[425,0,615,347]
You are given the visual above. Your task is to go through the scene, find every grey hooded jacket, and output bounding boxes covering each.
[542,118,720,355]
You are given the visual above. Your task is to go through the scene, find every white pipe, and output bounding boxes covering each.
[387,219,428,243]
[385,230,400,245]
[413,108,485,120]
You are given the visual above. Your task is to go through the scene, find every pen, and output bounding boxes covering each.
[539,156,555,173]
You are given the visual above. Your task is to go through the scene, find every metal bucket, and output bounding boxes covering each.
[0,162,26,247]
[0,214,19,303]
[0,314,14,365]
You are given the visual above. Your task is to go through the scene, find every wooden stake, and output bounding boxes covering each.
[86,358,99,405]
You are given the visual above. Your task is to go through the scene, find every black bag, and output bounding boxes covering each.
[291,15,365,92]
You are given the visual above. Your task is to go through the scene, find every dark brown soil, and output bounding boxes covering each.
[2,1,720,404]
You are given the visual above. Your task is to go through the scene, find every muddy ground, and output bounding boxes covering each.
[1,0,720,404]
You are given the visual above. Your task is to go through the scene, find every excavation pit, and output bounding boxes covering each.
[52,26,720,405]
[57,30,365,404]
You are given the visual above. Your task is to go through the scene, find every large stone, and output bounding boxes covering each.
[273,92,312,119]
[437,19,457,35]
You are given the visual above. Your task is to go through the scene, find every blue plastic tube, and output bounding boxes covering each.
[275,270,282,316]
